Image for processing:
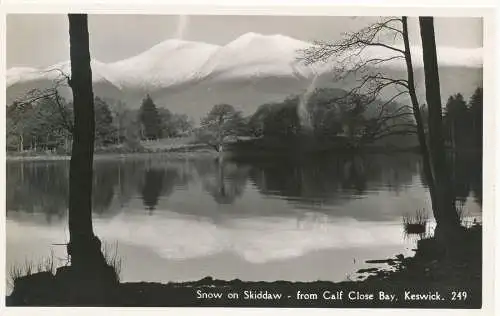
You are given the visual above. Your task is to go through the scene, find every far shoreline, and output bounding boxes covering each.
[5,144,222,162]
[7,140,476,163]
[5,151,220,162]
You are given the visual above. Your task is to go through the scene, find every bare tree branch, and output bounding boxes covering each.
[9,69,74,133]
[295,16,418,148]
[299,17,405,65]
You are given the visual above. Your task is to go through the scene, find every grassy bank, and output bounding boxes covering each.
[6,224,481,308]
[6,137,218,161]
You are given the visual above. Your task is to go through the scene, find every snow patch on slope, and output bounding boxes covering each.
[197,32,313,81]
[7,59,114,87]
[106,39,220,90]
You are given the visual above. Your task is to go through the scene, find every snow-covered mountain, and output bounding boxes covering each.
[7,33,314,89]
[6,32,483,120]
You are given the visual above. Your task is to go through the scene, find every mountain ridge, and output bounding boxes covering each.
[6,32,483,120]
[7,32,483,88]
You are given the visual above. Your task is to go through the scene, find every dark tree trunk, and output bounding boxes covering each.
[67,14,108,274]
[401,16,438,212]
[418,17,462,240]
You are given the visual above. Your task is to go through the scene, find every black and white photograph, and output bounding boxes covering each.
[2,5,495,311]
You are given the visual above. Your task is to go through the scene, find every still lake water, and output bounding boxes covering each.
[6,152,482,288]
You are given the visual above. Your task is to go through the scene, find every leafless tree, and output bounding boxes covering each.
[299,16,460,241]
[7,70,74,152]
[300,18,423,145]
[10,69,74,133]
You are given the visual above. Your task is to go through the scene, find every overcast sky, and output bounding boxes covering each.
[7,15,483,68]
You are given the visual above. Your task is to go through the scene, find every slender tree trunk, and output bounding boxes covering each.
[19,134,23,152]
[218,160,226,196]
[419,17,461,239]
[471,117,476,147]
[118,163,122,204]
[67,14,107,272]
[401,16,438,212]
[451,120,456,149]
[117,120,121,144]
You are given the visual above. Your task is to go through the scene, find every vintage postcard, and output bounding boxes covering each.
[1,1,497,315]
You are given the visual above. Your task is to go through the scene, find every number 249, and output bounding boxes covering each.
[451,291,467,300]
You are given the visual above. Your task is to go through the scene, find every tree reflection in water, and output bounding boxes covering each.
[195,159,250,205]
[6,152,482,220]
[140,168,166,212]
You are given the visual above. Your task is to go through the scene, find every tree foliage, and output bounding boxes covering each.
[196,104,247,152]
[94,97,117,146]
[7,95,119,152]
[7,96,73,152]
[251,98,302,138]
[439,88,482,149]
[169,113,194,137]
[248,88,415,148]
[469,87,483,149]
[444,93,469,148]
[139,95,162,140]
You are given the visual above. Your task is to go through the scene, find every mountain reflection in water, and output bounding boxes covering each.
[6,152,482,285]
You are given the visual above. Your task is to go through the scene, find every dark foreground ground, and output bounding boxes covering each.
[6,225,482,308]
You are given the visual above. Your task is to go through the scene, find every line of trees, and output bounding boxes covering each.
[247,89,417,146]
[8,84,481,157]
[194,86,482,155]
[193,88,414,155]
[443,87,483,150]
[7,93,194,153]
